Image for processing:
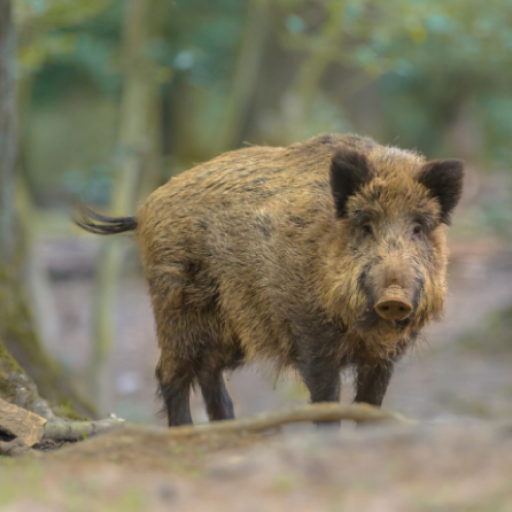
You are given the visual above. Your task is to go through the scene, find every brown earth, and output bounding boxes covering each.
[1,419,512,511]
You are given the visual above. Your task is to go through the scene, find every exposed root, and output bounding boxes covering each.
[0,438,29,456]
[0,397,47,446]
[42,416,125,442]
[1,397,124,452]
[151,402,414,439]
[2,398,413,458]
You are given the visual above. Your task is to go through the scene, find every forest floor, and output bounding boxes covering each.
[2,234,511,511]
[2,418,512,511]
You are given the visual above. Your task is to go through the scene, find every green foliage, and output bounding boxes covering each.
[165,0,244,86]
[370,0,512,155]
[15,0,118,78]
[274,0,512,155]
[15,0,512,221]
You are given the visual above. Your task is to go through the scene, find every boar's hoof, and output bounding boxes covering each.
[374,298,412,321]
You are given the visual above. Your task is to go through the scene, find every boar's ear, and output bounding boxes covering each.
[417,159,464,225]
[330,148,372,218]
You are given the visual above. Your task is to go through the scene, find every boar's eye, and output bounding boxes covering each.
[412,225,422,239]
[362,224,374,237]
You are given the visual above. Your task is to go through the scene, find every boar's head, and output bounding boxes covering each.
[325,146,464,336]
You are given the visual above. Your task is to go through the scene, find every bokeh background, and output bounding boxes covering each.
[14,0,512,424]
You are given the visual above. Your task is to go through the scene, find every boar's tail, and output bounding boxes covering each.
[73,203,137,235]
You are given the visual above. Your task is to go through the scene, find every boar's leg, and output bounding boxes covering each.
[198,369,234,422]
[298,357,341,426]
[157,365,193,426]
[160,381,193,427]
[354,361,394,407]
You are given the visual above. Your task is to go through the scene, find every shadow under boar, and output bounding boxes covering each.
[76,134,464,426]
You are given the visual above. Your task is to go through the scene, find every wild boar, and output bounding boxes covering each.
[76,134,464,426]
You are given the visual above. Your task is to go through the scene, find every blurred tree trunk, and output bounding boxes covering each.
[0,0,94,419]
[0,0,16,262]
[282,2,345,143]
[214,0,270,153]
[91,0,161,414]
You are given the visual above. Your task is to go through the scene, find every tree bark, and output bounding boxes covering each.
[0,336,55,419]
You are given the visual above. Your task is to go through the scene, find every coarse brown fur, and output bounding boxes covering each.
[76,133,464,426]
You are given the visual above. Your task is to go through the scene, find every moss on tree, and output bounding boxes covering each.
[0,335,55,419]
[0,267,96,419]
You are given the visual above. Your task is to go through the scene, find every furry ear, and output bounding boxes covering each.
[330,148,373,218]
[417,159,464,225]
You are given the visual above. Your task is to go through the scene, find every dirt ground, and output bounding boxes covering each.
[3,234,510,511]
[2,419,512,511]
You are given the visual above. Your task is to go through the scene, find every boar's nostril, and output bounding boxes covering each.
[374,298,413,321]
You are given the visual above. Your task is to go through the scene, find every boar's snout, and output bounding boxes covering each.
[374,286,413,321]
